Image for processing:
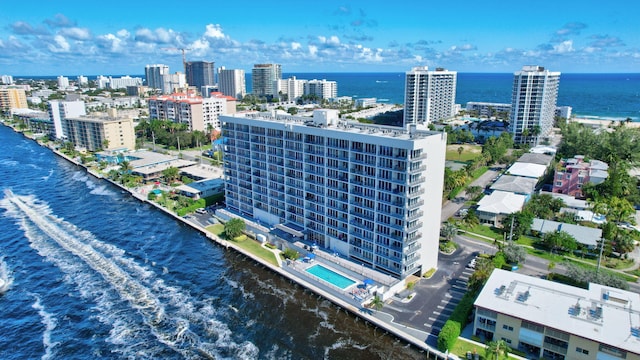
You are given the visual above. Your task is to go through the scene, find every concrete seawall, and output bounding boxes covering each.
[8,124,449,359]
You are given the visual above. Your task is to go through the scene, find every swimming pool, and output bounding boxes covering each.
[306,264,356,289]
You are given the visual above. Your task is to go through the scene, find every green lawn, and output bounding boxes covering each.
[205,223,279,267]
[446,144,483,162]
[450,339,521,360]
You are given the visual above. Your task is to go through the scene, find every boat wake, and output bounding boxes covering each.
[0,189,258,359]
[31,294,59,360]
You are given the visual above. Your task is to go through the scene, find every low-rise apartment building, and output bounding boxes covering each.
[553,155,609,198]
[63,109,135,151]
[148,92,236,131]
[474,269,640,360]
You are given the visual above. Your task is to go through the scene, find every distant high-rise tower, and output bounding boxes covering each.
[252,63,282,97]
[218,68,246,99]
[403,66,457,128]
[185,61,215,94]
[509,65,560,144]
[145,64,169,90]
[57,76,70,89]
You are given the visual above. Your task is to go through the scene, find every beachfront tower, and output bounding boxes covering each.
[509,65,560,145]
[403,66,457,128]
[221,110,447,279]
[218,68,246,100]
[144,64,169,91]
[252,63,282,98]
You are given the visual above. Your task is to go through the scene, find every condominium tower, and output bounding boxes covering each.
[252,63,282,98]
[403,66,457,127]
[0,88,28,114]
[509,65,560,144]
[185,61,215,94]
[218,68,246,100]
[221,110,447,279]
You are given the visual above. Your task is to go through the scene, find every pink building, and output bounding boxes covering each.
[552,155,608,198]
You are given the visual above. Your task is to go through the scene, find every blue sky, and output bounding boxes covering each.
[1,1,638,76]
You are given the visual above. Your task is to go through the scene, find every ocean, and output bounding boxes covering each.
[277,72,640,121]
[0,125,423,359]
[16,72,640,120]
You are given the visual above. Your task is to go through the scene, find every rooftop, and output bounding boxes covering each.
[476,190,527,215]
[531,218,602,247]
[517,153,554,166]
[490,175,537,195]
[506,162,547,179]
[476,269,640,355]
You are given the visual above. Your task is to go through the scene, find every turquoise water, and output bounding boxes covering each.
[306,264,356,289]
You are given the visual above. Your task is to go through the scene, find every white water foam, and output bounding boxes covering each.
[1,189,259,359]
[42,169,54,181]
[31,294,60,360]
[0,256,13,293]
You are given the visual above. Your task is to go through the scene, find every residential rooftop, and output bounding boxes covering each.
[475,269,640,355]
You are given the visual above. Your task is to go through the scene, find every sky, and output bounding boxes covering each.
[1,0,639,76]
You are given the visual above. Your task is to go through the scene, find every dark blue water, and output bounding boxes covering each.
[0,125,423,359]
[15,72,640,120]
[276,72,640,121]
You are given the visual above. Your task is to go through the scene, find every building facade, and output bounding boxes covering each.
[509,65,560,144]
[148,92,235,131]
[305,79,338,100]
[0,88,28,114]
[403,66,457,127]
[48,100,86,139]
[145,64,169,91]
[57,76,70,89]
[466,102,512,118]
[218,68,246,100]
[474,269,640,360]
[252,63,282,97]
[185,61,215,94]
[552,155,609,198]
[221,110,447,279]
[63,110,136,151]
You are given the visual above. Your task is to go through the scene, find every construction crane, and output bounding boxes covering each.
[161,47,191,75]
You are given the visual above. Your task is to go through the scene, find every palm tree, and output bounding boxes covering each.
[485,339,511,360]
[369,295,384,311]
[441,222,458,242]
[457,146,464,160]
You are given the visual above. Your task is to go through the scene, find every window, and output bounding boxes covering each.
[502,325,513,331]
[555,181,562,187]
[576,347,589,355]
[501,338,512,344]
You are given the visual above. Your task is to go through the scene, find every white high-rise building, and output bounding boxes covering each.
[57,76,70,89]
[305,79,338,100]
[218,68,246,99]
[276,76,307,101]
[509,65,560,144]
[403,66,457,127]
[161,72,186,94]
[107,76,144,90]
[96,75,110,89]
[221,110,447,279]
[1,75,14,85]
[252,63,281,97]
[77,75,88,86]
[48,100,87,140]
[145,64,169,91]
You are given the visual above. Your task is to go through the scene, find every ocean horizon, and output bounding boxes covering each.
[12,72,640,121]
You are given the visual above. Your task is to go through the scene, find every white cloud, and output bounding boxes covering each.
[552,40,574,54]
[291,42,301,50]
[204,24,225,39]
[97,33,124,52]
[308,45,318,57]
[60,27,91,40]
[134,27,178,44]
[49,35,70,52]
[116,29,130,38]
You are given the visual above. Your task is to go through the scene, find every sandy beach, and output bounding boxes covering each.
[570,117,640,128]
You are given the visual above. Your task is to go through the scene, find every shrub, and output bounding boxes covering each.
[265,243,277,249]
[492,252,506,269]
[437,320,461,351]
[282,248,299,260]
[423,268,436,278]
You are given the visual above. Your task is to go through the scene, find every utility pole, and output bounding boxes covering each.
[508,215,515,243]
[596,237,605,276]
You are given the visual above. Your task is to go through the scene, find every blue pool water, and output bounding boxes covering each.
[306,264,356,289]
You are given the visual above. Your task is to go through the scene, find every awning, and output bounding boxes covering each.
[307,253,316,259]
[363,278,374,286]
[275,223,305,237]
